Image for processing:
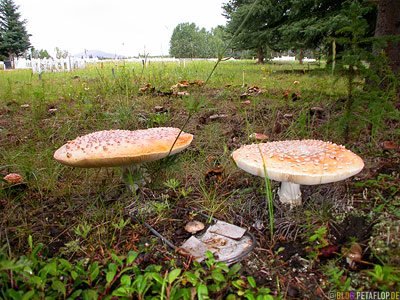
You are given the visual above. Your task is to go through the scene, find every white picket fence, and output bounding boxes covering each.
[31,58,87,73]
[13,57,94,73]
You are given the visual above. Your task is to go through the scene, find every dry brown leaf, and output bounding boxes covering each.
[249,133,269,141]
[139,83,154,92]
[257,89,268,94]
[3,173,22,184]
[382,141,397,150]
[205,166,224,183]
[283,89,291,98]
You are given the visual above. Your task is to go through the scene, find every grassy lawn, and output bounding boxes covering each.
[1,60,399,299]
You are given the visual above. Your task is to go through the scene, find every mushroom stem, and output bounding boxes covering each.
[278,182,302,207]
[122,164,143,193]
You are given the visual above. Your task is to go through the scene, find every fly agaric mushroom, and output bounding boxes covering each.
[54,127,193,168]
[232,140,364,207]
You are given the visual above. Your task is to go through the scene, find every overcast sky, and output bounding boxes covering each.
[13,0,227,57]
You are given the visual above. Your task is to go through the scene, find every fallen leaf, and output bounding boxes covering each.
[205,166,224,183]
[247,86,259,93]
[249,133,269,141]
[293,80,300,84]
[139,83,155,92]
[318,244,339,258]
[171,81,190,90]
[241,100,251,105]
[179,80,189,86]
[257,89,268,94]
[189,80,205,86]
[382,141,397,150]
[283,90,291,98]
[3,173,22,184]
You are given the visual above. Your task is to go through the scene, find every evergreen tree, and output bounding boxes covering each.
[169,23,226,58]
[223,0,290,64]
[222,0,377,64]
[277,0,348,63]
[0,0,31,63]
[169,23,200,58]
[31,48,51,59]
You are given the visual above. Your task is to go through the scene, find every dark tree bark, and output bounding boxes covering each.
[299,49,304,65]
[257,45,264,64]
[374,0,400,81]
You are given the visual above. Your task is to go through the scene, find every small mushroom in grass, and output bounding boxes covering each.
[3,173,22,184]
[184,221,205,234]
[54,127,193,190]
[232,140,364,207]
[343,242,363,269]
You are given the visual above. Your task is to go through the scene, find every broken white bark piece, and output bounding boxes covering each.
[178,236,217,263]
[208,221,246,240]
[178,221,252,263]
[200,231,252,262]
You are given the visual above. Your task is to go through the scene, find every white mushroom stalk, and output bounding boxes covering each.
[278,182,301,207]
[232,140,364,208]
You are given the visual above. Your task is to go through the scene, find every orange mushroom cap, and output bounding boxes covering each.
[54,127,193,168]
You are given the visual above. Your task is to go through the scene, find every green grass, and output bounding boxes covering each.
[0,59,399,298]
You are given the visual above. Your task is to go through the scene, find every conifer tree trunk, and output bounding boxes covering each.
[299,50,304,65]
[374,0,400,85]
[257,45,264,64]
